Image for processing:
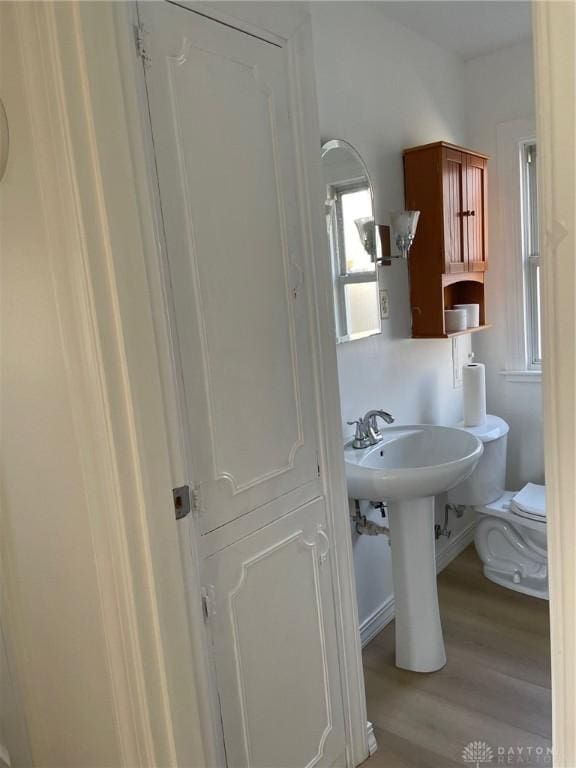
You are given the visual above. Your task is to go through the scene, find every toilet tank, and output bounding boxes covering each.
[448,415,510,507]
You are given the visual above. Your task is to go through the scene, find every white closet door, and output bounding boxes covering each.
[203,497,346,768]
[140,2,321,533]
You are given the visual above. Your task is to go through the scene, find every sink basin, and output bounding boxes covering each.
[344,424,483,673]
[344,424,483,502]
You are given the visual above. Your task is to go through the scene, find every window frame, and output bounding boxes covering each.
[520,140,542,370]
[495,118,540,383]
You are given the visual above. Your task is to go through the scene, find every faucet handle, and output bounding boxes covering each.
[347,418,364,437]
[347,419,370,449]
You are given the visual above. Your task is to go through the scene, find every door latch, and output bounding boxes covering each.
[173,485,191,520]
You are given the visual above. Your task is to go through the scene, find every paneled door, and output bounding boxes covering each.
[442,148,466,273]
[203,498,346,768]
[465,153,488,271]
[139,3,349,766]
[139,1,321,534]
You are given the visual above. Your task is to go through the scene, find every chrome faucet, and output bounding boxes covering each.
[347,409,395,449]
[363,409,395,436]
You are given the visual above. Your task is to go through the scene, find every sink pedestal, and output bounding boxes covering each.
[344,423,483,671]
[387,496,446,672]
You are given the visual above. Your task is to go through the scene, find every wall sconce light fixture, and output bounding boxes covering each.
[389,211,420,259]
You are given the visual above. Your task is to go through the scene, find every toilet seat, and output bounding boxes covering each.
[510,482,546,522]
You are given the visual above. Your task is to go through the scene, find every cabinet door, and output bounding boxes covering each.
[442,149,466,273]
[203,498,346,768]
[465,154,488,271]
[140,3,321,533]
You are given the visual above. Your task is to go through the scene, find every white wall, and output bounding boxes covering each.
[465,41,542,489]
[311,2,474,635]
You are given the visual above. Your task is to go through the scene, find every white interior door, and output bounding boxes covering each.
[140,1,321,534]
[203,497,346,768]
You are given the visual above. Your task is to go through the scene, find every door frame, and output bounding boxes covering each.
[118,1,370,765]
[5,2,216,764]
[533,2,576,765]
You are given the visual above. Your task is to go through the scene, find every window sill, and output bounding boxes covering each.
[499,370,542,384]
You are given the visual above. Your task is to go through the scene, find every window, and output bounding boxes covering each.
[520,142,541,369]
[326,181,379,341]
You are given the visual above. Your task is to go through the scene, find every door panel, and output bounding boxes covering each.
[140,3,320,533]
[465,154,488,271]
[442,149,466,273]
[203,498,346,768]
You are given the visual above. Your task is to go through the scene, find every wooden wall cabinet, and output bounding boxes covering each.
[404,141,490,338]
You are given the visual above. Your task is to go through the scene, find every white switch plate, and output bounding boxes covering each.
[380,289,390,319]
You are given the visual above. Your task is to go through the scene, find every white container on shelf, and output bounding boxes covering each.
[444,308,468,333]
[454,303,480,328]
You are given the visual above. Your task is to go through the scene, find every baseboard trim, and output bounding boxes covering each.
[359,596,396,649]
[359,520,476,647]
[366,721,378,757]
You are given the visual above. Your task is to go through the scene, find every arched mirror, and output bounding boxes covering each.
[322,139,381,343]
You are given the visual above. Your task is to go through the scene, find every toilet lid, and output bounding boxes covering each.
[510,483,546,522]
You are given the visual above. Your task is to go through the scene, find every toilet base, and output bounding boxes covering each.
[482,564,549,600]
[474,511,549,601]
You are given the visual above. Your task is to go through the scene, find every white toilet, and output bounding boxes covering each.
[448,415,548,600]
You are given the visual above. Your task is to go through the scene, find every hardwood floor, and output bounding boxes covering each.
[362,545,552,767]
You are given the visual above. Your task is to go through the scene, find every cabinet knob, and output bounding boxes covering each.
[469,210,476,217]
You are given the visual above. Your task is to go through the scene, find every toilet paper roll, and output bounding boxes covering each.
[444,309,468,333]
[463,363,486,427]
[454,303,480,328]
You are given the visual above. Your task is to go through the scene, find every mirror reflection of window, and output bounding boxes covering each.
[341,188,374,272]
[322,140,381,342]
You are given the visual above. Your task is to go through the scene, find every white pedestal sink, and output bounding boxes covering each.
[345,425,483,672]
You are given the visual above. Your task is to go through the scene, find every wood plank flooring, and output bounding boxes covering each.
[362,545,552,767]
